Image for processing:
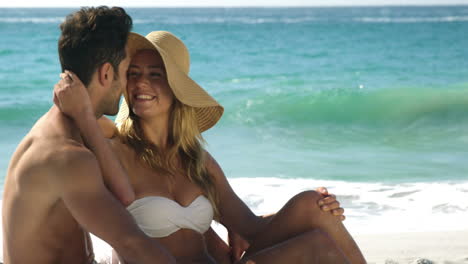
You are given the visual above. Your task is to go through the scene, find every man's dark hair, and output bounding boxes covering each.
[58,6,132,86]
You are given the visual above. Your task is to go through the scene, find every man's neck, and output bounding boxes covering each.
[46,106,85,143]
[87,81,104,119]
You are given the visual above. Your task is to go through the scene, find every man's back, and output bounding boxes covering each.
[3,109,94,264]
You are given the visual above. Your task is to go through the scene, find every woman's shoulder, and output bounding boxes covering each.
[203,150,223,177]
[97,116,118,139]
[109,137,136,161]
[203,149,214,165]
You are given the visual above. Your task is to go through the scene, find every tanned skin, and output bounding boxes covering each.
[2,56,175,264]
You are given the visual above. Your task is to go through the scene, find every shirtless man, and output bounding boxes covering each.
[2,6,175,264]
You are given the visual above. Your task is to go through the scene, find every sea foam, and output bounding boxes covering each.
[228,177,468,234]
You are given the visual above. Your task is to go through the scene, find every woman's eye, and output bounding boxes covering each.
[127,71,139,77]
[150,72,162,78]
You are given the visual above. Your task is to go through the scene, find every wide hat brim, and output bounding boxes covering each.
[116,32,223,133]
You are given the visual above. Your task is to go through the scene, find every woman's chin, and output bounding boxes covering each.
[133,109,164,121]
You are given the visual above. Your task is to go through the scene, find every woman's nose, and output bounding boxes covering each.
[135,76,149,88]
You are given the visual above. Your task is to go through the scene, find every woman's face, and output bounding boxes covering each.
[127,49,174,120]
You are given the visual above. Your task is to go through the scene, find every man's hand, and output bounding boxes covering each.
[54,70,92,120]
[316,187,346,221]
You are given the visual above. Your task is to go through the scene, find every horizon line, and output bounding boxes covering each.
[1,3,468,8]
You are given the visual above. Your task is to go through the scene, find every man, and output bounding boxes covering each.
[2,6,175,264]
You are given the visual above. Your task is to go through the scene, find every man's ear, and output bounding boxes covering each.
[98,62,114,87]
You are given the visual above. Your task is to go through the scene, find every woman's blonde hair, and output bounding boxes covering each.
[118,99,220,219]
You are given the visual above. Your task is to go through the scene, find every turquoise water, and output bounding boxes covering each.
[1,6,468,186]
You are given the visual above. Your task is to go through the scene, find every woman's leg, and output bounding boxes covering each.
[245,190,366,264]
[238,229,349,264]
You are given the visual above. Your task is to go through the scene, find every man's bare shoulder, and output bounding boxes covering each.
[14,135,98,184]
[8,134,84,177]
[46,140,98,176]
[4,134,98,206]
[23,135,89,166]
[41,140,107,200]
[10,112,91,174]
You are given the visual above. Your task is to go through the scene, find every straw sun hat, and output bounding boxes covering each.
[115,31,224,132]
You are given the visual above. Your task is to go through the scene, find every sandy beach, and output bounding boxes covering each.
[355,230,468,264]
[89,227,468,264]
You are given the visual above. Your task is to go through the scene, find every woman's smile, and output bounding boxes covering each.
[134,93,157,101]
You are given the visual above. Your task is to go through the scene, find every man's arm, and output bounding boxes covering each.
[204,227,231,264]
[51,148,175,264]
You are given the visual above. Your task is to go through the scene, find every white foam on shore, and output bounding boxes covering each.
[1,178,467,261]
[228,177,468,234]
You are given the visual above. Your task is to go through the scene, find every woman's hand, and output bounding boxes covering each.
[54,70,93,120]
[316,187,346,221]
[228,229,250,263]
[54,70,135,206]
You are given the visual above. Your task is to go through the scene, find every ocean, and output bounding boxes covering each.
[1,6,467,244]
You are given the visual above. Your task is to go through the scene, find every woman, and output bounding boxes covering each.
[55,31,365,263]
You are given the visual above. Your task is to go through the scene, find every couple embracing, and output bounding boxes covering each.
[2,6,365,264]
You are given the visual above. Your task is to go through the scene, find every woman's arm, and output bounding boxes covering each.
[54,71,135,206]
[206,151,348,245]
[204,152,268,243]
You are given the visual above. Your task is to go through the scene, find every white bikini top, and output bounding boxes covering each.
[126,195,214,238]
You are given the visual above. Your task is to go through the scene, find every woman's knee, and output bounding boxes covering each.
[282,190,341,229]
[288,190,323,216]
